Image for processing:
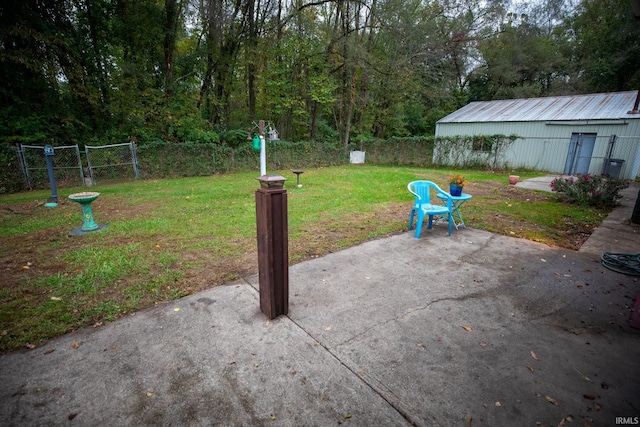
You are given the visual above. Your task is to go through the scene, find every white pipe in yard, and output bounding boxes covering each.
[260,135,266,176]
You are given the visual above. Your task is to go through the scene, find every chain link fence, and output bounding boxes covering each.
[4,138,433,193]
[12,142,139,191]
[86,142,139,185]
[16,144,84,190]
[4,134,637,194]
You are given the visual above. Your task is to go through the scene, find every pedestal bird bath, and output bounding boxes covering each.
[68,192,107,235]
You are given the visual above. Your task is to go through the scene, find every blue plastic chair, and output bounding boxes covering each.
[408,181,453,238]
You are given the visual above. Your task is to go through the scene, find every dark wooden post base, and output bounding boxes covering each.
[255,175,289,318]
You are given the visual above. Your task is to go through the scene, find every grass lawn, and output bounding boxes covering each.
[0,166,609,352]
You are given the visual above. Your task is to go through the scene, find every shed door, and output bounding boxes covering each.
[564,133,596,175]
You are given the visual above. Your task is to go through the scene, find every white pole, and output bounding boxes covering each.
[260,135,266,176]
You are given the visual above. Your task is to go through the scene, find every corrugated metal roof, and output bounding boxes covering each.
[438,91,640,123]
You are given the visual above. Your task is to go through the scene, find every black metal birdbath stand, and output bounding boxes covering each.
[291,170,304,187]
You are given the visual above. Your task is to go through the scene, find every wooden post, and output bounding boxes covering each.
[255,175,289,318]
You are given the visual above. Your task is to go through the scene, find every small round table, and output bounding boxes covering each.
[437,193,472,230]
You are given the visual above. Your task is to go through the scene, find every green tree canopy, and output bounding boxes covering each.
[1,0,638,148]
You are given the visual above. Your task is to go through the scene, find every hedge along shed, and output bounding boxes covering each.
[435,91,640,179]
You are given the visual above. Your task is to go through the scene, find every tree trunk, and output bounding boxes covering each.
[247,0,257,117]
[163,0,183,96]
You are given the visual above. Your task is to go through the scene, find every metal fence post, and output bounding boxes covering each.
[15,143,31,189]
[44,145,58,203]
[130,142,140,179]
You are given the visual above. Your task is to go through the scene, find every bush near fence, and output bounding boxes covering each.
[136,139,350,178]
[136,140,219,178]
[0,143,23,194]
[433,134,519,169]
[135,137,437,177]
[361,137,436,167]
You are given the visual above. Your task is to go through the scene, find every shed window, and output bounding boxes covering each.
[472,137,493,152]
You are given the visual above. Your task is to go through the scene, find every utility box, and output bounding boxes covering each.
[349,151,366,164]
[603,158,625,178]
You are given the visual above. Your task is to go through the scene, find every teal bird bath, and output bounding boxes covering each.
[68,192,107,234]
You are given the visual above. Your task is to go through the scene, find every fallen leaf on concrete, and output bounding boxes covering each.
[324,326,332,331]
[467,416,473,426]
[25,343,36,349]
[344,414,352,419]
[270,414,276,420]
[146,391,154,397]
[573,367,593,382]
[71,342,79,349]
[541,258,546,263]
[583,393,596,400]
[527,365,534,372]
[173,307,180,312]
[44,349,55,355]
[530,351,539,361]
[479,341,487,347]
[462,326,473,332]
[545,395,559,406]
[495,402,502,407]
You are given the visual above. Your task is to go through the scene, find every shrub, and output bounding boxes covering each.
[550,174,629,208]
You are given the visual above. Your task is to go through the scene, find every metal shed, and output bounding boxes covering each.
[435,91,640,179]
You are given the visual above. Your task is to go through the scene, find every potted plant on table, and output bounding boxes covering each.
[449,174,468,196]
